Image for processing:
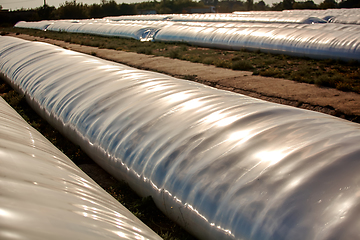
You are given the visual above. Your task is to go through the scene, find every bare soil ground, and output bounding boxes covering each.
[9,33,360,122]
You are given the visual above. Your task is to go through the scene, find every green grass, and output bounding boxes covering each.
[1,27,360,94]
[0,78,197,240]
[168,48,182,59]
[231,59,254,71]
[137,46,154,55]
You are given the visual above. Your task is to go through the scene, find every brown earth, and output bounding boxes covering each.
[9,33,360,122]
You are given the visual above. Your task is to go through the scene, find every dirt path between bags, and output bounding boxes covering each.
[9,33,360,122]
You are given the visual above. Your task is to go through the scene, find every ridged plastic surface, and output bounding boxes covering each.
[281,9,360,25]
[14,9,360,61]
[106,9,360,25]
[0,97,162,239]
[1,36,360,240]
[154,23,360,61]
[44,19,164,41]
[15,20,55,30]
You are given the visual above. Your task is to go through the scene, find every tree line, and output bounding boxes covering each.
[0,0,359,25]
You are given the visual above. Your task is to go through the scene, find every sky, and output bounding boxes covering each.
[0,0,325,11]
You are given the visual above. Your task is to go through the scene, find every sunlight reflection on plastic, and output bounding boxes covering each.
[1,36,360,240]
[256,150,287,166]
[0,97,161,240]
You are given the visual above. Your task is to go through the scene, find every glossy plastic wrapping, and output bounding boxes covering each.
[44,19,164,41]
[168,13,326,24]
[1,36,360,240]
[14,20,55,30]
[154,23,360,61]
[105,9,360,24]
[281,9,360,25]
[14,9,360,61]
[0,96,162,240]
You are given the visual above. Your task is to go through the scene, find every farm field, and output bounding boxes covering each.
[1,13,360,239]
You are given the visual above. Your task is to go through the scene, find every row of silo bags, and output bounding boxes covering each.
[1,36,360,240]
[114,13,360,61]
[106,8,360,25]
[14,20,56,30]
[46,19,166,41]
[153,22,360,61]
[0,97,162,239]
[14,17,360,34]
[106,13,327,24]
[14,11,360,61]
[15,19,165,41]
[280,8,360,25]
[14,9,360,27]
